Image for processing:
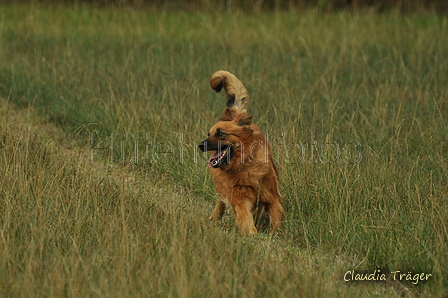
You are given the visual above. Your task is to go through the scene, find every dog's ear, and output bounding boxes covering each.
[237,115,252,126]
[220,108,234,121]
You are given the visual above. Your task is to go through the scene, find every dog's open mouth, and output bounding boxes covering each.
[208,145,234,168]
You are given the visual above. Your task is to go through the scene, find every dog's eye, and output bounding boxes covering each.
[216,131,225,137]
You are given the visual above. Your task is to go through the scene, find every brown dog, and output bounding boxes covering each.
[199,70,284,235]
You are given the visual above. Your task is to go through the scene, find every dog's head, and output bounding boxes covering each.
[199,108,254,168]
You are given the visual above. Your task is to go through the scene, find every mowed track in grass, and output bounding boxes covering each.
[0,4,447,297]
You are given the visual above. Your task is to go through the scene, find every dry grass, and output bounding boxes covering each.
[0,4,447,297]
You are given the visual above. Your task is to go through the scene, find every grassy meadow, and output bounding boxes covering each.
[0,4,447,297]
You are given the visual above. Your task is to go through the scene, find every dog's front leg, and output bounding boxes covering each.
[233,200,257,235]
[209,200,226,221]
[229,186,258,235]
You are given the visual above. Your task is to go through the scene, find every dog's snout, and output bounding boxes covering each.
[198,140,207,152]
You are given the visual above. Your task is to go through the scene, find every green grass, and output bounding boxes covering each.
[0,4,447,297]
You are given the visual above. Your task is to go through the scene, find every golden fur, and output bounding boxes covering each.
[199,70,284,235]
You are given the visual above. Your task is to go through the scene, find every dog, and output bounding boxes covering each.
[198,70,284,235]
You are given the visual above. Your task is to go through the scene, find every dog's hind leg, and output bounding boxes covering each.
[209,200,226,221]
[254,202,266,224]
[266,201,284,233]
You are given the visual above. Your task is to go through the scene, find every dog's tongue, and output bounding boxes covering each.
[208,152,220,168]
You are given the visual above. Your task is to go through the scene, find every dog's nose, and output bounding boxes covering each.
[198,141,206,152]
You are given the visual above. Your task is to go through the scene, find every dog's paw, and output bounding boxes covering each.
[209,214,219,221]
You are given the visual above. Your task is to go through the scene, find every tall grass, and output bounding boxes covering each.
[0,4,447,297]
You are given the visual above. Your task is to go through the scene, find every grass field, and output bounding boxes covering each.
[0,3,447,297]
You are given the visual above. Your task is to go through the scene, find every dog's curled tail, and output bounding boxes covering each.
[210,70,249,113]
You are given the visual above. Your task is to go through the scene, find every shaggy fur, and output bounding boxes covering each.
[199,70,284,235]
